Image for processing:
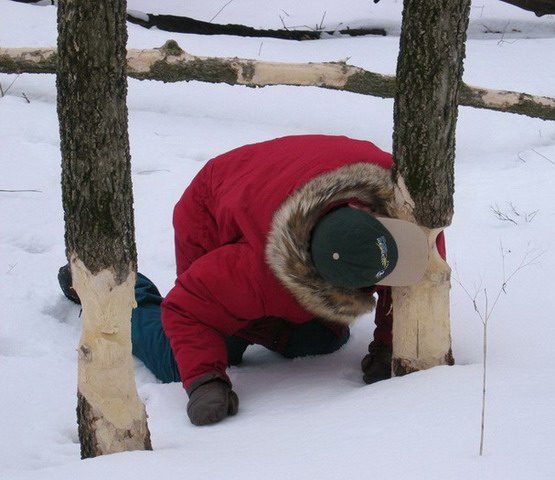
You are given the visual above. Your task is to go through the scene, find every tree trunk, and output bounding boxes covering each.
[57,0,152,458]
[390,0,471,375]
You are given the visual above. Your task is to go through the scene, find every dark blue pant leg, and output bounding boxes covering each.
[131,273,249,382]
[281,320,350,359]
[131,273,181,383]
[225,336,250,366]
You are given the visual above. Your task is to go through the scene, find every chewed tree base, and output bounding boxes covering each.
[77,392,152,459]
[392,349,455,377]
[71,260,152,458]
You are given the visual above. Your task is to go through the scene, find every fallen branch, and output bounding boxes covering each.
[373,0,555,16]
[1,41,554,121]
[127,11,387,40]
[499,0,555,16]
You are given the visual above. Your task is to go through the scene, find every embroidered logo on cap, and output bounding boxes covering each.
[375,236,389,279]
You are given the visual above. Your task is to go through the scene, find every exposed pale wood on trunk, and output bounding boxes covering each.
[57,0,152,458]
[1,43,553,121]
[390,0,472,376]
[72,260,151,457]
[390,227,454,375]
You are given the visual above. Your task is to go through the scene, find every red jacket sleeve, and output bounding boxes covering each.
[161,243,265,389]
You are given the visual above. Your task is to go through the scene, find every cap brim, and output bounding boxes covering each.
[373,217,429,286]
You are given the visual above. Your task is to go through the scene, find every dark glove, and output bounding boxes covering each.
[58,264,81,304]
[361,342,392,384]
[187,379,239,426]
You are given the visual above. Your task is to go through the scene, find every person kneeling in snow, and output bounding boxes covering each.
[59,135,445,427]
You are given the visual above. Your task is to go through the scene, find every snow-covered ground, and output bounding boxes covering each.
[1,1,554,479]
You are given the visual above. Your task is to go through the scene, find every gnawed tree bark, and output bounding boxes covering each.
[57,0,152,458]
[390,0,471,375]
[1,43,554,121]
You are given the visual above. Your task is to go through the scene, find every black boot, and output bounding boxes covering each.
[361,341,392,384]
[57,264,81,304]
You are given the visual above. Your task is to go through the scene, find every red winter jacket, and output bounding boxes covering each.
[161,135,445,390]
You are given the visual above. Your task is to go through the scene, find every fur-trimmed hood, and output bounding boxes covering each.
[266,163,398,325]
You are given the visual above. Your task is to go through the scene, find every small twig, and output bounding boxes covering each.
[135,169,170,175]
[0,189,42,193]
[497,21,517,46]
[301,24,318,32]
[498,38,517,46]
[525,210,539,223]
[318,11,327,30]
[491,204,518,224]
[334,22,344,32]
[509,202,520,218]
[491,203,538,225]
[279,15,290,31]
[258,42,264,56]
[500,241,507,293]
[481,23,500,34]
[531,148,555,165]
[509,202,538,223]
[454,270,484,323]
[454,244,542,457]
[0,74,21,98]
[501,248,543,288]
[21,92,30,103]
[473,4,486,18]
[479,300,487,457]
[209,0,235,23]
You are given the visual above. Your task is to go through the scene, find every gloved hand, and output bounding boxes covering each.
[58,264,81,304]
[187,379,239,426]
[361,342,392,384]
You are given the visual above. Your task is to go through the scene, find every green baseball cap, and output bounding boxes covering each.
[310,206,429,288]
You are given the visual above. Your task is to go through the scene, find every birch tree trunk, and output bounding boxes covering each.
[391,0,471,375]
[57,0,152,458]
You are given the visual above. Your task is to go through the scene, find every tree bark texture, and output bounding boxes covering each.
[392,0,471,228]
[2,43,554,121]
[57,0,152,458]
[390,0,471,376]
